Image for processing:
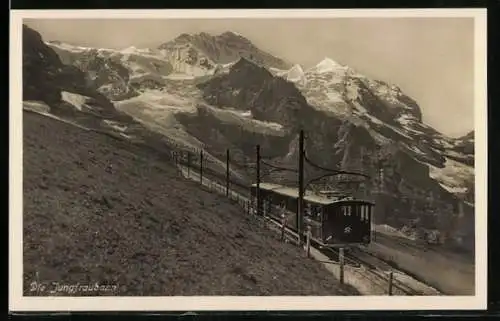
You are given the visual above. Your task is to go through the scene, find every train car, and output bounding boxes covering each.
[250,182,375,246]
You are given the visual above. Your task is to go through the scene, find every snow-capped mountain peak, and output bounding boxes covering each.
[121,46,138,53]
[158,31,291,70]
[270,64,306,84]
[221,31,244,37]
[120,46,155,55]
[46,40,102,54]
[311,57,348,73]
[286,64,305,81]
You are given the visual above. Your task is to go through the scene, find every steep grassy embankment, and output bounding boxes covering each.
[23,111,358,296]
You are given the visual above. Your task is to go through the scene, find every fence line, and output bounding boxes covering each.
[141,132,405,295]
[178,163,403,294]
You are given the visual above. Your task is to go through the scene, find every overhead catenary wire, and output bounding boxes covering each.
[303,152,370,179]
[260,160,298,173]
[166,130,430,295]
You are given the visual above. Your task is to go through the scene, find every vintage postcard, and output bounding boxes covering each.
[9,9,487,312]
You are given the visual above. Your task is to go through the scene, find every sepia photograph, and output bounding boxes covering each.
[9,9,487,311]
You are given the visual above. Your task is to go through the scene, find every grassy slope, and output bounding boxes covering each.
[23,111,357,296]
[367,232,474,295]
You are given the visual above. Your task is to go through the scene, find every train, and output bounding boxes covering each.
[250,182,375,247]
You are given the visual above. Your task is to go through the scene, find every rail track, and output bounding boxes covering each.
[178,164,440,296]
[263,213,423,296]
[323,246,422,295]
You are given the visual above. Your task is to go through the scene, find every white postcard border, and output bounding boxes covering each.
[9,8,488,311]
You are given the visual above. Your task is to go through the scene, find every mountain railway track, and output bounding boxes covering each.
[263,214,423,296]
[178,163,437,295]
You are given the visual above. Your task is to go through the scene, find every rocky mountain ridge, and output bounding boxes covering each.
[158,31,291,72]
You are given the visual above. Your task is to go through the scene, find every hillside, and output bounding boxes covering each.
[23,111,358,296]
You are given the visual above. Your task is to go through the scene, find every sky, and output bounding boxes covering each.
[24,18,475,138]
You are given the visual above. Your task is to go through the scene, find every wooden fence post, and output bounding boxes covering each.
[388,270,394,296]
[199,150,203,185]
[339,247,345,284]
[306,225,311,257]
[280,213,286,241]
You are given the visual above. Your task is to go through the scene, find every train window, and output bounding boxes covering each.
[313,206,321,219]
[360,205,365,221]
[347,206,352,216]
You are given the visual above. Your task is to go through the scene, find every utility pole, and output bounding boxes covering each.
[256,144,261,216]
[298,130,305,245]
[339,247,345,284]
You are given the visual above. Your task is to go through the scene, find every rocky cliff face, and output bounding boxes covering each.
[448,131,474,165]
[158,31,291,74]
[66,48,137,100]
[23,25,119,118]
[46,42,176,100]
[196,58,310,130]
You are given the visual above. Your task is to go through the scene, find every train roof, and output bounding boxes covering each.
[252,182,375,206]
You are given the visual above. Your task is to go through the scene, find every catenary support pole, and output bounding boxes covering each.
[339,247,345,284]
[306,225,311,257]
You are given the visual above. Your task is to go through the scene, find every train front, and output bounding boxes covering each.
[320,199,375,247]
